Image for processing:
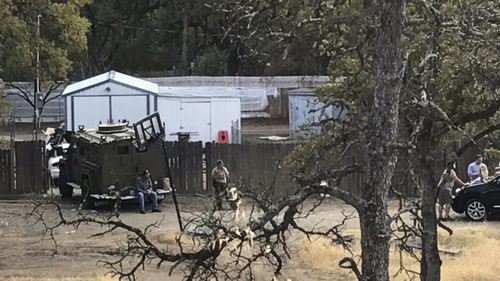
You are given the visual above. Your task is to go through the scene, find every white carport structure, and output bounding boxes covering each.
[62,71,159,131]
[158,87,241,143]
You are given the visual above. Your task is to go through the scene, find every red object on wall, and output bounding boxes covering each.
[217,130,229,144]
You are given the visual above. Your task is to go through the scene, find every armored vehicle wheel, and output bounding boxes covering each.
[60,183,73,198]
[58,165,73,198]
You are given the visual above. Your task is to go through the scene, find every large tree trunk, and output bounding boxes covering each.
[418,1,443,279]
[411,114,442,280]
[181,11,190,75]
[417,91,443,281]
[419,163,441,281]
[360,0,404,280]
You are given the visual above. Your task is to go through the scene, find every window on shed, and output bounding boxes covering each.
[117,146,130,155]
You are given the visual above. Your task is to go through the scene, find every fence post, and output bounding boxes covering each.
[206,142,212,191]
[10,141,15,193]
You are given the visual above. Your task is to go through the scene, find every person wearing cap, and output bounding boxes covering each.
[211,159,230,210]
[467,155,483,183]
[134,169,161,214]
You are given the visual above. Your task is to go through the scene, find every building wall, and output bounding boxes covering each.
[8,77,329,123]
[157,96,241,143]
[211,98,241,143]
[157,98,181,142]
[289,94,342,138]
[64,81,155,131]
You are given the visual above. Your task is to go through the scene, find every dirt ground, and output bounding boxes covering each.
[2,191,499,281]
[0,193,359,281]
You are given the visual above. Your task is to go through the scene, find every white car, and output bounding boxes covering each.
[47,142,70,185]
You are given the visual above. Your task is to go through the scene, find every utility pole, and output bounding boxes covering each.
[34,14,41,141]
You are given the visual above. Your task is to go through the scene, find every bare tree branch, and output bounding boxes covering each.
[6,82,35,108]
[456,123,500,156]
[43,82,64,104]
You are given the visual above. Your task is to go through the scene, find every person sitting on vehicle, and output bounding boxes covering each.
[134,169,161,214]
[211,159,229,210]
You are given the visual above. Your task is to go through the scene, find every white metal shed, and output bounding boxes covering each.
[288,88,343,138]
[62,71,159,131]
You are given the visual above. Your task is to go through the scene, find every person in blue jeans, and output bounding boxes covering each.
[135,169,161,214]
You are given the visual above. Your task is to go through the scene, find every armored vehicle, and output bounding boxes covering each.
[58,122,170,205]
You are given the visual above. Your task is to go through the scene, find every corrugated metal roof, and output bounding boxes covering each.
[158,86,273,112]
[62,71,159,96]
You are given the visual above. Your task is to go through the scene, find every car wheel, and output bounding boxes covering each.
[465,199,487,221]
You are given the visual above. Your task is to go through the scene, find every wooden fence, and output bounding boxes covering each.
[0,149,13,194]
[166,141,204,194]
[206,142,298,196]
[165,142,298,196]
[0,141,46,196]
[0,140,492,198]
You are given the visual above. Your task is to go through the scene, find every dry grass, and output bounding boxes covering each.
[440,223,500,281]
[295,236,359,280]
[11,224,496,281]
[294,223,500,280]
[294,235,419,281]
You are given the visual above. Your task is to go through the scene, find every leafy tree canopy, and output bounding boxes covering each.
[0,0,90,82]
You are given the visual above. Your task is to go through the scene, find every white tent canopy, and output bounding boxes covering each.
[159,86,271,112]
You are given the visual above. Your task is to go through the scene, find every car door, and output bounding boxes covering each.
[486,177,500,214]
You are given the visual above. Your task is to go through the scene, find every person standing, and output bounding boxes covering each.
[211,159,230,210]
[135,169,161,214]
[479,162,489,182]
[438,160,468,221]
[467,155,483,183]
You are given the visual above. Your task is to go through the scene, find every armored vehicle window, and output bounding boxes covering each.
[118,146,130,155]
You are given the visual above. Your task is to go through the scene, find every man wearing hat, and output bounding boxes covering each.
[134,169,161,214]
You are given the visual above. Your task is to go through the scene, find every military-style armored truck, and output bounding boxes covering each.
[58,122,170,205]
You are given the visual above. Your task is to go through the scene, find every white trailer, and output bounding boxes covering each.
[158,87,241,143]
